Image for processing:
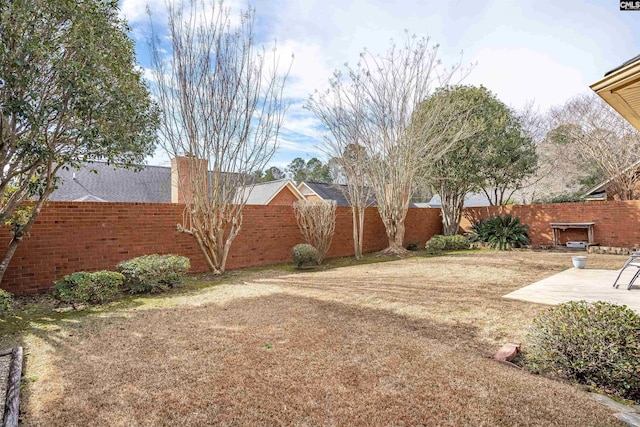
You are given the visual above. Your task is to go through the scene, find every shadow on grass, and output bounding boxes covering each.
[278,248,482,274]
[2,249,631,424]
[16,291,622,426]
[0,247,483,347]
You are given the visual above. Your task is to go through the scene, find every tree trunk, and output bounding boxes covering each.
[219,221,241,276]
[357,207,365,260]
[0,183,52,285]
[440,186,465,236]
[352,208,361,260]
[0,236,22,285]
[380,219,408,256]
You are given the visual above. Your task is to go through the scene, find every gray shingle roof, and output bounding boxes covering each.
[49,162,172,203]
[605,54,640,76]
[299,182,427,207]
[237,179,301,205]
[301,182,352,206]
[427,192,491,208]
[50,161,249,203]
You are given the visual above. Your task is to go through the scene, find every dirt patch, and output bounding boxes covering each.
[15,251,627,426]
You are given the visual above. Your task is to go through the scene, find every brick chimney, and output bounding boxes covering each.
[171,156,209,204]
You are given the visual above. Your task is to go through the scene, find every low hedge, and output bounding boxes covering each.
[117,254,190,293]
[526,301,640,402]
[292,244,320,268]
[54,270,123,306]
[424,235,470,253]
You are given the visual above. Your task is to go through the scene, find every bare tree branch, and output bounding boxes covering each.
[309,34,471,255]
[293,199,336,264]
[150,0,291,275]
[549,94,640,200]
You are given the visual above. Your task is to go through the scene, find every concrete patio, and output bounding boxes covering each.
[504,268,640,312]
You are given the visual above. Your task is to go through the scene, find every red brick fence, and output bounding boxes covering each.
[0,202,441,295]
[3,200,640,295]
[462,200,640,248]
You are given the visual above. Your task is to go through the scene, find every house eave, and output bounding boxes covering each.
[264,180,304,204]
[297,182,322,199]
[590,56,640,131]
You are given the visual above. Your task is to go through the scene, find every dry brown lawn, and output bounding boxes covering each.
[9,251,630,426]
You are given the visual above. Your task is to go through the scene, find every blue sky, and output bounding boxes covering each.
[119,0,640,170]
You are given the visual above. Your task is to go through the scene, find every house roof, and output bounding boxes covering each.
[583,159,640,197]
[427,192,491,208]
[237,179,303,205]
[298,182,421,208]
[591,54,640,131]
[49,162,172,203]
[605,54,640,76]
[298,182,352,206]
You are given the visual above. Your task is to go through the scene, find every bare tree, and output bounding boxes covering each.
[334,145,372,260]
[550,94,640,200]
[292,199,336,264]
[511,101,591,204]
[150,1,290,275]
[307,76,373,259]
[309,35,472,255]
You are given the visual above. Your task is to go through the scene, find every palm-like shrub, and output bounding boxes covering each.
[470,214,529,250]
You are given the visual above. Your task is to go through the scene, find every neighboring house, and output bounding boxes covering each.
[583,159,640,201]
[426,193,492,208]
[49,161,171,203]
[50,157,244,204]
[298,182,352,206]
[591,54,640,131]
[236,179,304,205]
[298,181,423,207]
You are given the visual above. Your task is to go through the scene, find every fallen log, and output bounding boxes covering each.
[3,346,23,427]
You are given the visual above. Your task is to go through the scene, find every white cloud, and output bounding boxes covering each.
[133,0,640,166]
[465,48,587,111]
[120,0,166,25]
[277,40,334,100]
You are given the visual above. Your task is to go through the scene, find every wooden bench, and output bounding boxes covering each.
[549,222,596,247]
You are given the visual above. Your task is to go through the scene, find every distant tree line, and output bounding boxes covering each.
[253,157,333,184]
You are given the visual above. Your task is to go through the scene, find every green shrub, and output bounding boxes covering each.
[54,270,123,306]
[0,289,14,313]
[89,271,124,302]
[526,301,640,402]
[292,244,320,268]
[532,193,585,204]
[117,254,190,293]
[424,235,470,253]
[469,214,529,250]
